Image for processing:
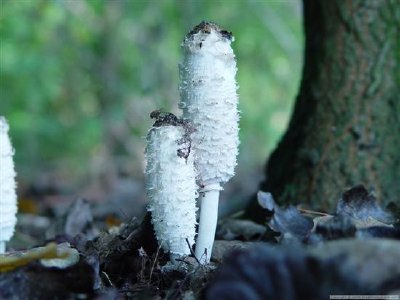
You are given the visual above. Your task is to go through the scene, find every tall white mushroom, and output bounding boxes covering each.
[179,22,239,263]
[0,117,18,254]
[145,112,198,263]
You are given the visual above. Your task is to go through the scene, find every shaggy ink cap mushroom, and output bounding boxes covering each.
[145,112,197,262]
[179,21,239,263]
[180,21,239,187]
[0,117,18,254]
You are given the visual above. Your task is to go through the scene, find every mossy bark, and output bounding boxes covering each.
[247,0,400,222]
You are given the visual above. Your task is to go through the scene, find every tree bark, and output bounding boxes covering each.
[247,0,400,222]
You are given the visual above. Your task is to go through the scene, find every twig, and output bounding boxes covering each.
[149,242,162,284]
[185,238,201,265]
[101,271,114,287]
[199,249,208,265]
[118,207,130,222]
[297,207,330,216]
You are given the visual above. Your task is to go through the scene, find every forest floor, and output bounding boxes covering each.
[1,184,400,299]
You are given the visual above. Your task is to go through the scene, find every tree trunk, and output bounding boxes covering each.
[247,0,400,223]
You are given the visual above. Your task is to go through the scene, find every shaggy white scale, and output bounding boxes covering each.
[0,117,18,254]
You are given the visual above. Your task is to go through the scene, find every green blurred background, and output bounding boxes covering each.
[0,0,303,216]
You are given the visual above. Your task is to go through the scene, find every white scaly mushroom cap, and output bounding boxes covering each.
[0,117,18,243]
[145,125,197,257]
[179,21,239,186]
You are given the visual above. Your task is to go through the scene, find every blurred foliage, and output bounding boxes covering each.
[0,0,303,194]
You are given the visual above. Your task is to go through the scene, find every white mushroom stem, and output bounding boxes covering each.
[145,124,197,263]
[0,117,18,254]
[179,22,239,264]
[194,183,222,264]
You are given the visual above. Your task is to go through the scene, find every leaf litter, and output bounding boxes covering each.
[1,185,400,299]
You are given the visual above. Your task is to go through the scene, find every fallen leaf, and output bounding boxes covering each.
[336,185,394,224]
[257,191,313,241]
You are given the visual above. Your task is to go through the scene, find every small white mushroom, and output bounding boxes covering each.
[179,22,239,263]
[0,117,18,254]
[145,113,197,263]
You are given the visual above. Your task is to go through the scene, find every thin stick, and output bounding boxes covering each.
[186,238,201,265]
[149,243,162,284]
[298,207,330,216]
[101,271,114,287]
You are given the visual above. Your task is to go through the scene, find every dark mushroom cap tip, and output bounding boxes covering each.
[186,21,233,41]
